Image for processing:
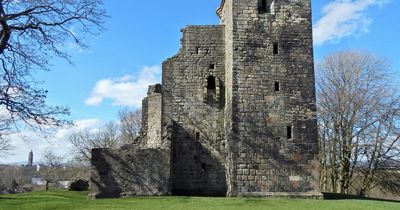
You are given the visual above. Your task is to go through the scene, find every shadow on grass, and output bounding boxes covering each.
[0,190,84,201]
[0,197,18,200]
[323,192,400,204]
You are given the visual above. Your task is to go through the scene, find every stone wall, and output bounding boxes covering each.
[162,25,227,196]
[144,85,163,148]
[90,85,170,198]
[89,147,170,198]
[219,0,320,197]
[219,0,236,196]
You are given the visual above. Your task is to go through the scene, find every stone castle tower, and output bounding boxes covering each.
[91,0,320,198]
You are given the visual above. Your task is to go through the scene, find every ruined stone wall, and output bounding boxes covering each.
[162,25,227,196]
[220,0,320,197]
[144,85,163,148]
[90,147,170,198]
[141,98,149,137]
[90,85,170,198]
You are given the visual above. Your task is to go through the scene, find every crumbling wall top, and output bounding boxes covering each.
[216,0,226,18]
[148,84,162,95]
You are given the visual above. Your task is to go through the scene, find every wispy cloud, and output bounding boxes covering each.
[85,65,161,107]
[2,119,103,164]
[313,0,390,46]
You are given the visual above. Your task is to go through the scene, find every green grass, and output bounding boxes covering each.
[0,190,399,210]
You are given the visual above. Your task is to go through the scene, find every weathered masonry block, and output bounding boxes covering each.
[91,0,321,199]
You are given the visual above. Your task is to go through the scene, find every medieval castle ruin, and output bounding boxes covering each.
[90,0,320,198]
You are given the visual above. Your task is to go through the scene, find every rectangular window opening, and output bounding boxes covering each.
[273,43,279,54]
[195,47,199,54]
[258,0,269,14]
[274,81,280,92]
[287,126,293,139]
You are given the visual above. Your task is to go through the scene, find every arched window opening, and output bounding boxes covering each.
[206,75,217,105]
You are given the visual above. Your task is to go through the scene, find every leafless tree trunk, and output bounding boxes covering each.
[317,51,400,196]
[0,136,11,157]
[357,100,400,196]
[0,105,12,158]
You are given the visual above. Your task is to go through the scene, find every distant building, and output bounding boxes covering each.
[27,150,33,167]
[57,181,71,189]
[31,176,46,186]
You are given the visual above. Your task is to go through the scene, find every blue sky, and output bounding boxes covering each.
[2,0,400,164]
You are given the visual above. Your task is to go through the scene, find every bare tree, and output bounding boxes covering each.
[356,100,400,196]
[0,106,13,157]
[119,108,142,145]
[0,136,11,157]
[39,150,64,190]
[317,51,400,196]
[0,0,106,135]
[68,122,121,164]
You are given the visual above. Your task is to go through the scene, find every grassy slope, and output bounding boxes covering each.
[0,190,399,210]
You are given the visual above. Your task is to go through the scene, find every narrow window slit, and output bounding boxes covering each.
[207,75,216,90]
[287,126,293,139]
[274,81,280,92]
[273,43,279,54]
[201,163,206,172]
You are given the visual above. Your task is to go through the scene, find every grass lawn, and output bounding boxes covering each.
[0,190,399,210]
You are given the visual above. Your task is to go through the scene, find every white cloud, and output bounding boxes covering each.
[85,65,161,107]
[313,0,390,46]
[1,119,102,164]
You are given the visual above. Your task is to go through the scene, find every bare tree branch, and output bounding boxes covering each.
[0,0,107,141]
[68,122,121,164]
[317,50,400,196]
[119,108,141,145]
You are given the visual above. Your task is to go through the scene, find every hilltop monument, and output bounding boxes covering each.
[91,0,320,198]
[28,150,33,167]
